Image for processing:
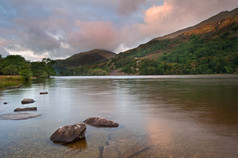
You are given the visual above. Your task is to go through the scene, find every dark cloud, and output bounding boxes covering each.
[16,20,60,53]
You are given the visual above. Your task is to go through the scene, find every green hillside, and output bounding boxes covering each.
[103,8,238,75]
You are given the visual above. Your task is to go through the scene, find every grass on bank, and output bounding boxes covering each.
[0,75,23,88]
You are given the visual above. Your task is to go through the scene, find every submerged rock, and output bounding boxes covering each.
[84,117,119,127]
[0,113,42,120]
[50,124,86,144]
[102,138,150,158]
[21,99,35,104]
[40,92,48,95]
[14,107,37,112]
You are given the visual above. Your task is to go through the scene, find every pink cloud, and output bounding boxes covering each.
[68,20,121,51]
[144,2,172,24]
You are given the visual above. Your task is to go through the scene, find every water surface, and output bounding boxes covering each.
[0,75,238,157]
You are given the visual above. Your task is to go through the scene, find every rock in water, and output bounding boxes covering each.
[50,124,86,144]
[84,117,119,127]
[21,99,35,104]
[14,107,37,112]
[40,92,48,95]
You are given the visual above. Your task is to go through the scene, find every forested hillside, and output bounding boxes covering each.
[102,8,238,75]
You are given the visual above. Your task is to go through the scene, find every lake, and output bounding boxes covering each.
[0,75,238,158]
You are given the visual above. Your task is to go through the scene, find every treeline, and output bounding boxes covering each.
[58,65,110,76]
[0,55,55,80]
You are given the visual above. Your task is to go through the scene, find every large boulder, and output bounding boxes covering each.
[50,124,86,144]
[0,113,42,120]
[14,107,37,112]
[21,99,35,104]
[83,117,119,127]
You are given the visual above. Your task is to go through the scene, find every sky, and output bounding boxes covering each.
[0,0,238,61]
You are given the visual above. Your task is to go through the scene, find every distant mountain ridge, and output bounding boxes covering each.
[54,49,116,68]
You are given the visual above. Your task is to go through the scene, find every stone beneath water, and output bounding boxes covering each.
[14,107,37,112]
[102,139,150,158]
[21,99,35,104]
[84,117,119,127]
[50,124,86,144]
[0,113,42,120]
[40,92,48,95]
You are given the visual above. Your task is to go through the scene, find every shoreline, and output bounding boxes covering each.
[0,75,23,89]
[51,74,238,79]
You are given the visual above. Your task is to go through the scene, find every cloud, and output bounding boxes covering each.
[68,20,121,51]
[0,47,10,57]
[14,17,69,53]
[0,39,11,47]
[6,47,49,61]
[117,0,146,15]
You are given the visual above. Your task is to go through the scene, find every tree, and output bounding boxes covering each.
[0,55,27,75]
[0,55,2,75]
[31,58,56,78]
[19,63,32,80]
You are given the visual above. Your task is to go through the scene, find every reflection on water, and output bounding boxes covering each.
[0,75,238,157]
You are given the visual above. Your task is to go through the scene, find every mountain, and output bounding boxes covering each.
[103,8,238,75]
[55,49,116,68]
[53,49,116,75]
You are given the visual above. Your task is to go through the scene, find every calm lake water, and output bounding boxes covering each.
[0,75,238,158]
